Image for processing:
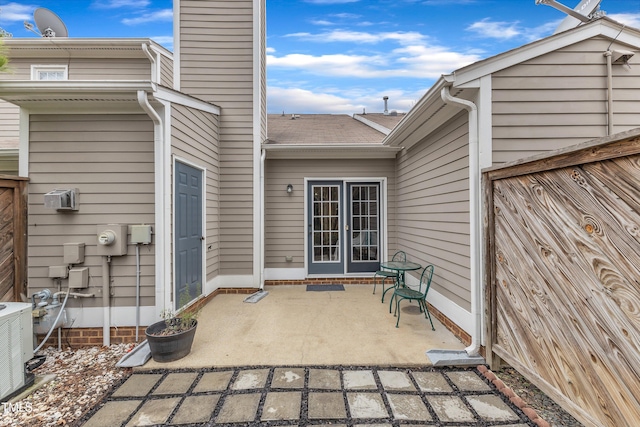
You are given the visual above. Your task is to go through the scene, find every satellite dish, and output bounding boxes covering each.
[33,8,68,38]
[536,0,605,34]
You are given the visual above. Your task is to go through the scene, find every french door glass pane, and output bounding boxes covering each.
[312,185,340,262]
[351,184,379,262]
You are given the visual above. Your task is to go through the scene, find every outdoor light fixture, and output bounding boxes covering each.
[286,184,293,193]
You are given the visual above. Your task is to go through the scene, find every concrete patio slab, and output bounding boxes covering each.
[231,368,269,390]
[125,397,180,426]
[82,400,141,427]
[215,393,261,423]
[467,394,521,422]
[411,371,453,392]
[140,285,466,369]
[271,367,305,388]
[426,395,476,423]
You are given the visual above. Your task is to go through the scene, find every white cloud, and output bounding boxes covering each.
[268,52,388,78]
[121,8,172,25]
[393,45,481,77]
[467,18,521,40]
[267,85,424,115]
[608,13,640,29]
[286,29,426,45]
[92,0,150,8]
[0,2,35,22]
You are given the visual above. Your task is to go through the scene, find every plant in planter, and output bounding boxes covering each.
[145,287,201,362]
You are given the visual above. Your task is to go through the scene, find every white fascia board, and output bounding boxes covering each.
[0,81,155,98]
[453,20,640,88]
[383,78,448,147]
[155,87,220,115]
[263,144,402,159]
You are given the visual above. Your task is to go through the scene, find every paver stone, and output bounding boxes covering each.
[309,369,341,389]
[193,371,233,392]
[231,369,269,390]
[153,372,199,395]
[347,393,388,418]
[171,394,219,424]
[387,394,432,421]
[411,372,453,392]
[215,393,261,423]
[126,397,180,426]
[271,368,305,388]
[466,394,520,422]
[112,374,162,397]
[447,371,491,391]
[378,371,415,391]
[261,391,301,420]
[426,395,476,423]
[82,400,141,427]
[308,392,347,419]
[343,371,377,389]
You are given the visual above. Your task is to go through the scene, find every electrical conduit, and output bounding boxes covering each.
[441,85,482,357]
[102,256,111,346]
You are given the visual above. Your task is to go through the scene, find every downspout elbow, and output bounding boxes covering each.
[441,86,482,357]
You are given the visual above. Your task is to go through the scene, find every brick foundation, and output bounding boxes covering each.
[37,281,482,355]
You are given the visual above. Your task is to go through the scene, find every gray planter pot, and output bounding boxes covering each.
[145,318,197,363]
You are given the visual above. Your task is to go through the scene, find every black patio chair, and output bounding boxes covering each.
[391,264,435,330]
[373,250,405,301]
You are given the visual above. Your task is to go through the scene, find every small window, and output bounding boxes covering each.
[31,65,68,81]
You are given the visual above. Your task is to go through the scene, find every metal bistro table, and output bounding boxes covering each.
[379,260,422,304]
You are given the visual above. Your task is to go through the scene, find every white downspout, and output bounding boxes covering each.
[260,148,266,290]
[604,50,614,136]
[137,90,166,317]
[441,84,482,357]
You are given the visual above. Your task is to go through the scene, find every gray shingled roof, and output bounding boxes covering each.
[267,114,393,145]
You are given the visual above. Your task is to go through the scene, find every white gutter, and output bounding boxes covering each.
[441,83,482,357]
[141,42,160,84]
[137,90,167,316]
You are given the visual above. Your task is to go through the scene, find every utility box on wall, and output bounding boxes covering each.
[44,188,79,211]
[96,224,128,256]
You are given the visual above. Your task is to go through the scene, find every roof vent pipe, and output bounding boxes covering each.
[383,96,389,115]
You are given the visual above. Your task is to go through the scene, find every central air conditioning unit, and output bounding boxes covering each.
[0,303,34,401]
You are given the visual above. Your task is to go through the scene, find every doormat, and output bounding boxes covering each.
[306,284,345,292]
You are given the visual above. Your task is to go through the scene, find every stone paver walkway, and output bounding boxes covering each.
[82,366,535,426]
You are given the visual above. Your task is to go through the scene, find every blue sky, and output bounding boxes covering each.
[1,0,639,114]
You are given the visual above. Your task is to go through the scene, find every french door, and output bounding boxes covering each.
[307,180,381,275]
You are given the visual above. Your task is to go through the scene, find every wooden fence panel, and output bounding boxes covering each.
[485,133,640,427]
[0,175,28,302]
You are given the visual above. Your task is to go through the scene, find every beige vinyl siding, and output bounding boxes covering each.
[0,100,19,150]
[160,55,174,88]
[0,58,151,80]
[27,114,155,309]
[492,37,640,165]
[264,158,396,269]
[0,150,18,175]
[395,112,471,311]
[179,1,258,275]
[170,104,220,283]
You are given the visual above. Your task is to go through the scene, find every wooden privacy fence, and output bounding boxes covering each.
[484,130,640,427]
[0,175,28,302]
